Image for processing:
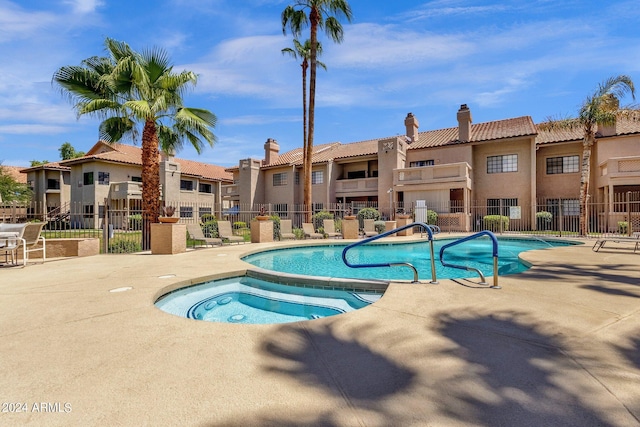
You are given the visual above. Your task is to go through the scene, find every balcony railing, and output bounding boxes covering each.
[222,183,239,197]
[335,177,378,194]
[600,156,640,178]
[394,162,471,186]
[108,181,142,199]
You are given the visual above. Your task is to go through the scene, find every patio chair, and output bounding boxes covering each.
[279,219,296,240]
[323,219,341,239]
[0,223,27,266]
[363,219,379,237]
[302,223,323,239]
[217,220,245,244]
[186,223,222,248]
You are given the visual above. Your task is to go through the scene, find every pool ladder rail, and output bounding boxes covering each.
[342,225,502,288]
[439,230,501,289]
[341,222,438,284]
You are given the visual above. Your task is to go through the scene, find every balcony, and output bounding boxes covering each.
[108,181,142,199]
[394,162,472,188]
[599,156,640,183]
[335,177,378,195]
[222,183,239,198]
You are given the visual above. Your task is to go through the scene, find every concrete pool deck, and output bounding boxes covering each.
[1,236,639,426]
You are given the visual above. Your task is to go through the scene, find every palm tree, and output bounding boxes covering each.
[539,75,638,236]
[281,39,326,185]
[53,37,217,248]
[282,0,352,220]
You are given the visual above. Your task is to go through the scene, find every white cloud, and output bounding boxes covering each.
[62,0,104,14]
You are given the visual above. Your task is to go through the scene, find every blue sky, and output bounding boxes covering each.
[1,0,639,168]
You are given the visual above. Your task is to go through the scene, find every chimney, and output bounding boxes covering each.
[264,138,280,164]
[404,112,419,143]
[457,104,472,142]
[597,121,617,137]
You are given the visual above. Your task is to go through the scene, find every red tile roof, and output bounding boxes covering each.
[61,141,232,182]
[2,165,28,183]
[535,116,640,144]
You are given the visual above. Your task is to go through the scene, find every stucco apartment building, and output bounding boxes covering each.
[21,141,233,228]
[224,104,640,232]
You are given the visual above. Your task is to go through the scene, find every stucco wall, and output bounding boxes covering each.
[536,142,582,200]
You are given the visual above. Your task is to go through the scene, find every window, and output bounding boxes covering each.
[487,154,518,173]
[273,204,288,217]
[180,206,193,218]
[98,172,109,185]
[312,171,324,184]
[47,179,60,190]
[561,199,579,216]
[547,155,579,174]
[199,183,212,193]
[409,160,434,167]
[273,172,288,186]
[83,204,94,216]
[370,170,378,177]
[199,207,212,218]
[294,172,300,185]
[131,176,142,182]
[347,170,366,179]
[83,172,94,185]
[180,180,194,191]
[487,198,518,216]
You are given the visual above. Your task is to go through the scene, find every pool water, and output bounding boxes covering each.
[242,237,576,281]
[155,276,382,324]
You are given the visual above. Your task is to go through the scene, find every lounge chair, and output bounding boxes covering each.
[279,219,296,240]
[323,219,341,238]
[217,220,244,244]
[592,232,640,253]
[363,219,378,237]
[186,223,222,248]
[302,223,323,239]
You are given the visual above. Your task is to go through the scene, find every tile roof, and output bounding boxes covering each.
[262,116,539,168]
[535,116,640,145]
[18,162,70,174]
[409,116,537,149]
[2,165,28,183]
[61,141,232,182]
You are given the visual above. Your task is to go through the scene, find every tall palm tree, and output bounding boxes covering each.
[282,0,352,220]
[539,75,638,236]
[281,39,326,182]
[53,37,217,248]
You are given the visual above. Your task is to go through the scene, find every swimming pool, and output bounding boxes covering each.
[242,237,578,281]
[155,275,382,324]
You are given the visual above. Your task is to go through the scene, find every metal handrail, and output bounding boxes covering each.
[439,230,501,289]
[341,222,438,284]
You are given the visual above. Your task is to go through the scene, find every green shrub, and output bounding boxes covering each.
[618,221,629,234]
[233,221,247,230]
[269,215,281,240]
[293,227,305,240]
[334,218,342,233]
[357,207,380,229]
[200,213,216,223]
[128,214,142,230]
[427,209,438,225]
[108,239,142,254]
[374,220,386,234]
[483,215,509,232]
[536,211,553,230]
[201,218,218,238]
[311,211,334,230]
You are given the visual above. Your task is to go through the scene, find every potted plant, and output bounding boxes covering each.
[256,206,269,221]
[159,205,179,223]
[344,208,356,220]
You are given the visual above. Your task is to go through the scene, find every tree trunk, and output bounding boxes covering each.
[302,59,308,219]
[141,120,160,250]
[305,6,320,223]
[579,135,594,236]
